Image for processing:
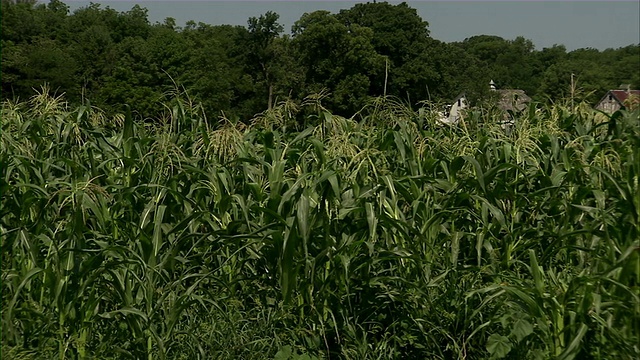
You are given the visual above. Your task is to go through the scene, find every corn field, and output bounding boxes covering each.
[1,89,639,359]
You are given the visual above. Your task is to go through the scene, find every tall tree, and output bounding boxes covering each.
[247,11,283,110]
[457,35,538,94]
[538,59,609,103]
[292,10,385,114]
[180,23,257,121]
[421,39,488,104]
[336,1,432,101]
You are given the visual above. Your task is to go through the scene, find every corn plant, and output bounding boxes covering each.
[2,89,638,359]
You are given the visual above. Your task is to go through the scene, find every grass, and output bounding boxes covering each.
[1,87,638,359]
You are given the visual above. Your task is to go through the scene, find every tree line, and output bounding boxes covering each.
[2,0,639,121]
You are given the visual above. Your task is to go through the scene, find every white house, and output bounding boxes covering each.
[438,93,468,124]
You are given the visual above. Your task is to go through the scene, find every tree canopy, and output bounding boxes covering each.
[2,0,639,120]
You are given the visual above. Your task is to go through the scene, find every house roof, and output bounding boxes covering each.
[496,89,531,112]
[453,93,467,102]
[604,90,640,105]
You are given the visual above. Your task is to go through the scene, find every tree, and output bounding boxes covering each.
[98,36,158,117]
[457,35,539,94]
[1,38,79,100]
[1,0,74,99]
[421,39,488,105]
[2,0,638,117]
[336,1,432,101]
[180,24,257,121]
[537,59,609,104]
[536,45,567,69]
[1,0,44,44]
[602,45,640,89]
[247,12,302,110]
[292,10,385,114]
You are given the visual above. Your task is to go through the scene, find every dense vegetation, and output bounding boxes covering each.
[2,1,640,359]
[2,0,640,121]
[2,86,639,358]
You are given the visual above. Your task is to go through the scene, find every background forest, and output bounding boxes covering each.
[2,0,639,121]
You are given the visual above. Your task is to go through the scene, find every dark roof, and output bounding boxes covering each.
[606,90,640,105]
[496,89,531,112]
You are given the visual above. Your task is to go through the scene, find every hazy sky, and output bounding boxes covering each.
[64,1,640,51]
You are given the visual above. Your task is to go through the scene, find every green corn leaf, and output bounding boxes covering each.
[393,131,407,163]
[153,204,167,259]
[291,126,315,144]
[5,267,44,337]
[473,195,506,228]
[504,286,544,318]
[365,202,378,240]
[529,249,545,296]
[297,192,310,243]
[464,156,486,193]
[558,324,588,360]
[100,306,149,323]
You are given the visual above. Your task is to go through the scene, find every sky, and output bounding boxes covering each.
[63,1,640,51]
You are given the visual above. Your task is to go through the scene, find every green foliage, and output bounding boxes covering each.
[274,346,320,360]
[292,10,385,115]
[2,3,639,360]
[246,12,302,111]
[457,35,539,95]
[2,86,639,359]
[487,334,511,358]
[336,1,431,99]
[2,0,639,120]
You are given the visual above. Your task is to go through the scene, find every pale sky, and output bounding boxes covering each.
[64,1,640,51]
